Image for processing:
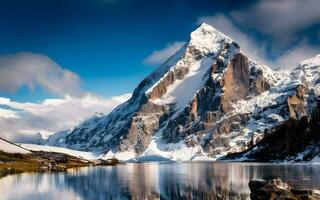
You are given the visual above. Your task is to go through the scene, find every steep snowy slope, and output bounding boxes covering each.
[291,54,320,95]
[45,23,319,161]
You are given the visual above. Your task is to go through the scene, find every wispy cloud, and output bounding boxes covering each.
[197,0,320,69]
[276,39,319,70]
[231,0,320,40]
[0,93,131,143]
[144,41,185,65]
[0,52,82,97]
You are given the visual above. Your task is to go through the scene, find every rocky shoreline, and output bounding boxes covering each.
[249,178,320,200]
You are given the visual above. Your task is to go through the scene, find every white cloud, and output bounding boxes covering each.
[0,52,82,96]
[0,108,19,119]
[198,14,271,65]
[197,0,320,69]
[276,40,319,70]
[0,93,131,143]
[144,41,185,65]
[231,0,320,39]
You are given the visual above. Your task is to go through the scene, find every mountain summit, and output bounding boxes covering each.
[45,24,320,161]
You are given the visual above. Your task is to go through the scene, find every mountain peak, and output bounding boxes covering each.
[189,23,233,54]
[198,22,216,31]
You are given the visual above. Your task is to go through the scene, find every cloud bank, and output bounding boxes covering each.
[144,41,185,65]
[198,0,320,70]
[275,40,319,69]
[0,93,131,143]
[0,51,132,143]
[0,52,82,96]
[231,0,320,40]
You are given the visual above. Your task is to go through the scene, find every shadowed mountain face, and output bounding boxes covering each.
[45,23,320,161]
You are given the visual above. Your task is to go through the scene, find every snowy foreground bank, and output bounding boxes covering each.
[0,141,314,164]
[1,136,319,163]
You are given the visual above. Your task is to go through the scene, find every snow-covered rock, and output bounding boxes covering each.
[44,23,320,161]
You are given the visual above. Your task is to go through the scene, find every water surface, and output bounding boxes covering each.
[1,162,319,200]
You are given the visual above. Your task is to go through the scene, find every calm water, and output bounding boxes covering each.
[1,162,320,200]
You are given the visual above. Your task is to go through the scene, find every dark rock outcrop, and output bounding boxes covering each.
[249,178,320,200]
[287,84,307,120]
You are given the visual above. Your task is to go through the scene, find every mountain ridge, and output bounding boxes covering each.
[44,23,320,161]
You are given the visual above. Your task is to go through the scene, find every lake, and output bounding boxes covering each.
[0,162,319,200]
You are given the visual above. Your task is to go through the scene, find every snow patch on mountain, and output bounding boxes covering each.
[151,57,212,112]
[189,23,232,54]
[292,54,320,94]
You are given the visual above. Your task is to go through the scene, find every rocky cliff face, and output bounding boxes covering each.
[45,24,320,161]
[287,85,307,120]
[221,53,250,113]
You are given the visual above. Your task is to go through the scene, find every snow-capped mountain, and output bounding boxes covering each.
[45,23,320,161]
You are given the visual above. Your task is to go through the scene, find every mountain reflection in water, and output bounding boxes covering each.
[0,162,319,200]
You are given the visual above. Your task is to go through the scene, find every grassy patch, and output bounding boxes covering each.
[0,150,91,175]
[0,150,121,178]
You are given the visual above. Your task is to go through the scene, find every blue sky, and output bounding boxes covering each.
[0,0,320,102]
[0,0,319,101]
[0,0,274,101]
[0,0,319,142]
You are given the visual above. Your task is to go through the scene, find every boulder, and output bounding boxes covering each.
[249,178,320,200]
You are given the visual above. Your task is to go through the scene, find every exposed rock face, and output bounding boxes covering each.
[161,52,256,156]
[287,85,307,120]
[221,53,250,113]
[249,178,320,200]
[254,74,270,94]
[204,114,250,156]
[118,101,169,154]
[148,68,189,100]
[162,66,223,144]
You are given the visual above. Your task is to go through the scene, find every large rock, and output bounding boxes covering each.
[249,178,320,200]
